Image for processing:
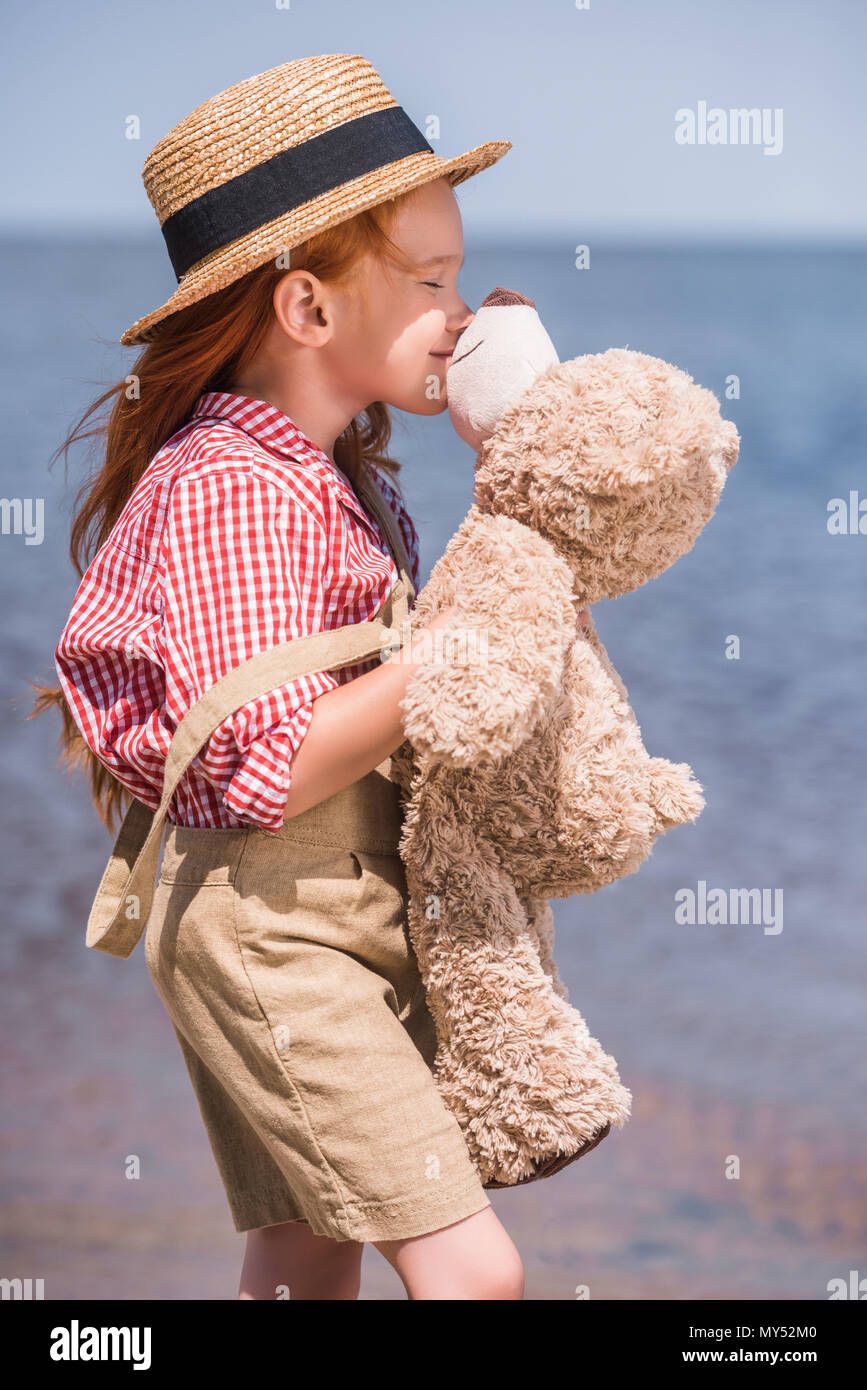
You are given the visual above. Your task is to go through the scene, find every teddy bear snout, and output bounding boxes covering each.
[451,337,483,368]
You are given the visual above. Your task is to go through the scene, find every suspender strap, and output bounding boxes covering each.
[86,466,416,959]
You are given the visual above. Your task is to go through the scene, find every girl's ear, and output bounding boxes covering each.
[272,270,333,347]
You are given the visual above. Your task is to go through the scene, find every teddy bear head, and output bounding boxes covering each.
[447,289,739,604]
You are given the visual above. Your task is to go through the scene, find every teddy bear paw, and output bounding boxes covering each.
[647,757,705,831]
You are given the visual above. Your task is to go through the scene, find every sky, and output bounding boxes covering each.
[2,0,864,243]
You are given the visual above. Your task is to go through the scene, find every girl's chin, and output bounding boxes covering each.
[423,389,450,416]
[406,378,450,415]
[385,375,450,416]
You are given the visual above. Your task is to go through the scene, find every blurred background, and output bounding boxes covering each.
[2,0,865,1300]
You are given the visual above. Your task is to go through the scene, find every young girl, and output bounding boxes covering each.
[36,56,525,1299]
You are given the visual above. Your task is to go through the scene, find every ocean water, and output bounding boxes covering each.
[1,236,865,1300]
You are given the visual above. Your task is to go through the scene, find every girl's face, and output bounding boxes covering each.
[330,177,475,417]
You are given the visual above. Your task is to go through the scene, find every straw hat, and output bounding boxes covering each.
[120,54,511,346]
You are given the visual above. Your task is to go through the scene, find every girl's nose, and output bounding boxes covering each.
[450,300,475,333]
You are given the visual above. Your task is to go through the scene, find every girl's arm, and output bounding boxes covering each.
[280,604,457,820]
[283,586,590,819]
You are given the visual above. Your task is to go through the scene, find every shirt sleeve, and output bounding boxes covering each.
[54,547,169,811]
[158,464,342,832]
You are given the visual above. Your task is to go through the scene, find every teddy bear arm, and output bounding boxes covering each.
[579,629,706,831]
[581,623,631,706]
[399,609,564,766]
[646,756,706,830]
[399,517,578,767]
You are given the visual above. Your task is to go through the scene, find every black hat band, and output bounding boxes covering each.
[160,105,435,281]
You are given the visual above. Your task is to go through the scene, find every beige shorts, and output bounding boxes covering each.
[143,762,491,1242]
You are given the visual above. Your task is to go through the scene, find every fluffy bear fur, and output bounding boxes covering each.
[390,346,739,1189]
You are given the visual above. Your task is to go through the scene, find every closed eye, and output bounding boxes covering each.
[423,281,444,289]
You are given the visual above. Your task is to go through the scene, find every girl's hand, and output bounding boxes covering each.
[395,603,459,666]
[426,604,459,630]
[577,608,591,627]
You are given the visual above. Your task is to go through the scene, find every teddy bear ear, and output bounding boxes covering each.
[719,419,740,472]
[701,418,740,489]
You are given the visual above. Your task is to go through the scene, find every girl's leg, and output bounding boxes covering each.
[238,1220,364,1300]
[373,1206,524,1300]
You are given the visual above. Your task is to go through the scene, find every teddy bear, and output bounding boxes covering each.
[388,288,740,1190]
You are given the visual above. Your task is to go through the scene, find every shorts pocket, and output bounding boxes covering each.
[234,836,367,948]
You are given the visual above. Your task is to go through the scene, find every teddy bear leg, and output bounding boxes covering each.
[521,894,570,1002]
[403,855,631,1189]
[482,1121,613,1189]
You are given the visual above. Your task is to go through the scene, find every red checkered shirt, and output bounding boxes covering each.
[54,391,420,832]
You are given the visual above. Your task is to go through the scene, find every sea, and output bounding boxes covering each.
[1,235,865,1299]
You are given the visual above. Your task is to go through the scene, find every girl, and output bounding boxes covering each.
[34,56,525,1299]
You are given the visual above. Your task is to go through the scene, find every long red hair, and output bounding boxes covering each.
[28,191,419,834]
